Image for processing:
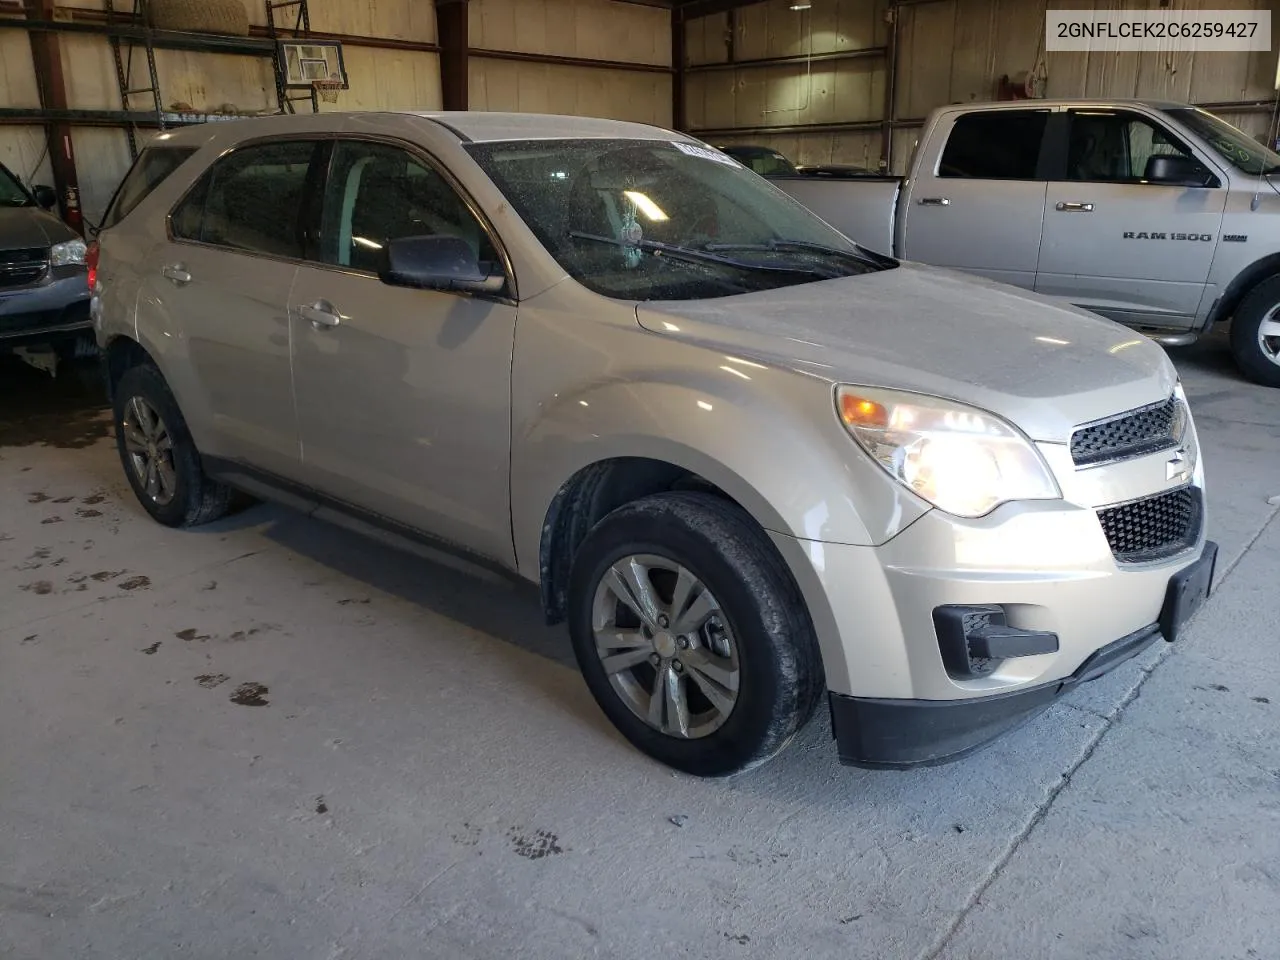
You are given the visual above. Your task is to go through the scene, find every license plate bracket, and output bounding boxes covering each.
[1159,540,1218,643]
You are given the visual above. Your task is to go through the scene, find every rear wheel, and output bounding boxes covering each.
[568,492,823,776]
[1229,277,1280,388]
[113,363,233,527]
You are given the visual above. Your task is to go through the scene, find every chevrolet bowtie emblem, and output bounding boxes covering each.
[1166,448,1191,483]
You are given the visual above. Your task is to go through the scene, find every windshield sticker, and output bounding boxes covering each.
[673,142,741,167]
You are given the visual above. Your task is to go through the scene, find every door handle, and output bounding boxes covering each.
[297,301,342,329]
[161,263,191,285]
[918,197,951,206]
[1056,201,1094,212]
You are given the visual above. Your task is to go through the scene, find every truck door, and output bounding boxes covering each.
[1035,109,1227,332]
[901,108,1051,289]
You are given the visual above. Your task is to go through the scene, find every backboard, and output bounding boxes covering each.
[279,41,347,89]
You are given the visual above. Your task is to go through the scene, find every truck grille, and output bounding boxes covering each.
[1097,485,1201,563]
[1071,396,1182,466]
[0,246,49,288]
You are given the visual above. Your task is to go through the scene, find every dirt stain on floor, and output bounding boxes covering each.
[27,492,49,504]
[40,516,63,525]
[507,829,565,860]
[81,493,106,505]
[21,581,53,595]
[175,628,211,642]
[230,682,269,707]
[195,673,229,688]
[117,576,150,591]
[76,508,103,519]
[90,570,125,582]
[140,642,160,655]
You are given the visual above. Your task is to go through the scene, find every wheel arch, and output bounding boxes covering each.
[1208,252,1280,327]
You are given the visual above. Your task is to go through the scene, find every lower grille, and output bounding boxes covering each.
[0,246,49,288]
[1097,485,1201,563]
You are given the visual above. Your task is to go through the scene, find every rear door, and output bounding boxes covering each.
[901,108,1049,289]
[901,108,1051,289]
[1035,109,1227,331]
[137,138,323,478]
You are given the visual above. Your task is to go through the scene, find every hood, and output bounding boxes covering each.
[0,206,74,250]
[636,263,1178,444]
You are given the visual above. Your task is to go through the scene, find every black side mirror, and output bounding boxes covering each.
[1144,155,1214,187]
[32,184,57,210]
[379,235,505,295]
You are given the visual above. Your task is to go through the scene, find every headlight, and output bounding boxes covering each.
[836,385,1061,518]
[50,239,87,267]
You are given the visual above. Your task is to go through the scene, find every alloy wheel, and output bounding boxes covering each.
[1258,304,1280,366]
[591,553,740,739]
[121,395,177,507]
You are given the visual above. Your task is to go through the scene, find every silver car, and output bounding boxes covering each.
[93,113,1217,775]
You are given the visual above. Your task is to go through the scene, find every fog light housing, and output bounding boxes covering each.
[933,605,1059,679]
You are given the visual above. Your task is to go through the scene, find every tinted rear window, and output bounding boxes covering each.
[102,145,197,229]
[938,111,1049,180]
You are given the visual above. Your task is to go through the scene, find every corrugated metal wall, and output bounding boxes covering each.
[687,0,1280,174]
[468,0,672,125]
[0,0,442,224]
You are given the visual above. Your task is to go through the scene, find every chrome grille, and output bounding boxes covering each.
[1071,396,1182,467]
[1097,485,1201,564]
[0,246,49,288]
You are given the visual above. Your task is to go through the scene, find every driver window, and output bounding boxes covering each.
[1067,112,1194,182]
[319,140,497,273]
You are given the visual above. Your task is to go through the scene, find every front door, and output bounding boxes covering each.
[137,139,323,478]
[901,108,1051,289]
[289,138,518,564]
[1035,109,1227,330]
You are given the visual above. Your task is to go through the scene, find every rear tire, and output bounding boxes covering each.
[1228,276,1280,388]
[113,363,233,527]
[567,492,824,776]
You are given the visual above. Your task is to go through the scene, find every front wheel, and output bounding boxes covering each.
[1229,277,1280,388]
[567,492,824,776]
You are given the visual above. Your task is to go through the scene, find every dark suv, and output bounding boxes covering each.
[0,161,90,353]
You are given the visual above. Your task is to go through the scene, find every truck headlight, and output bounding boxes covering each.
[50,239,87,267]
[836,385,1061,518]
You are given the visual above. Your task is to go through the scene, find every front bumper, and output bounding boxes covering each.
[0,269,92,347]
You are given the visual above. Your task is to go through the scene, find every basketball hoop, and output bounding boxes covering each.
[313,79,343,104]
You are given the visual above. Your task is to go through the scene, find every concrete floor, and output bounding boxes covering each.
[1,334,1277,960]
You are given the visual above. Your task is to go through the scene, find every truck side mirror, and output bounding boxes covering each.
[1144,155,1215,187]
[32,184,57,210]
[379,235,505,296]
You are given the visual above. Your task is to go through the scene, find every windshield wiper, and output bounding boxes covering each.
[567,231,841,279]
[703,238,881,269]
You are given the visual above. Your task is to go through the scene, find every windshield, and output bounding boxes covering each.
[466,138,893,300]
[0,164,33,207]
[1164,107,1280,175]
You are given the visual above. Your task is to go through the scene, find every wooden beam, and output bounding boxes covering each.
[436,0,469,112]
[671,8,687,131]
[23,0,82,233]
[677,0,768,21]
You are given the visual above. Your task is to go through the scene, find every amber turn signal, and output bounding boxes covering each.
[838,392,888,429]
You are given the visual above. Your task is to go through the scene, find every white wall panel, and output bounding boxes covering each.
[470,59,671,126]
[470,0,669,67]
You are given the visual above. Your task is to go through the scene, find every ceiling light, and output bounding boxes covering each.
[790,1,812,9]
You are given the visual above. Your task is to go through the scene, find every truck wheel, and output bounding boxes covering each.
[567,491,824,776]
[1229,277,1280,388]
[113,363,233,527]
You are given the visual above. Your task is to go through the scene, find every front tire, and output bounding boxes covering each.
[1229,276,1280,388]
[113,363,233,527]
[567,492,824,776]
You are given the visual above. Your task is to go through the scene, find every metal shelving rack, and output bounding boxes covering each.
[0,0,317,157]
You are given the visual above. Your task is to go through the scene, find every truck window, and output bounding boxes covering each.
[938,111,1048,180]
[101,145,197,229]
[1067,111,1194,183]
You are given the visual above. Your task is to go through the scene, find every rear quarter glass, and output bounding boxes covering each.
[100,146,199,231]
